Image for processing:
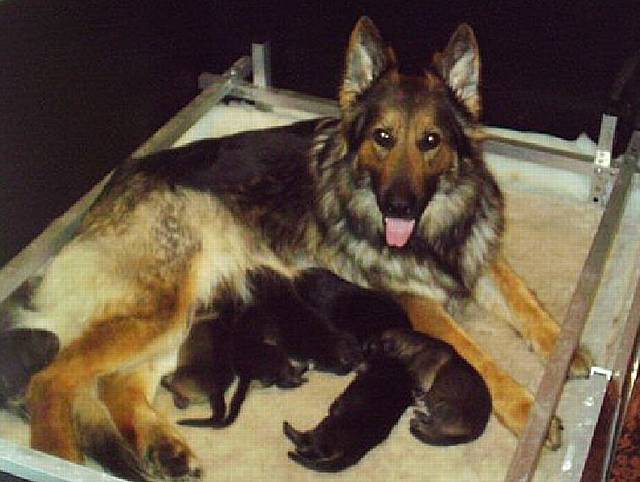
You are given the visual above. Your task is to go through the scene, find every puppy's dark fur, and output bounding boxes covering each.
[293,268,412,343]
[243,268,362,374]
[284,353,413,472]
[378,328,491,445]
[285,327,491,471]
[163,267,361,428]
[171,316,308,428]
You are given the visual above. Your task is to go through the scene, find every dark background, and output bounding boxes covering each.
[1,0,639,268]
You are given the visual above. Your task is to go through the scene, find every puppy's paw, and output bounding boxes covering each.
[287,448,345,473]
[283,421,310,448]
[409,409,435,444]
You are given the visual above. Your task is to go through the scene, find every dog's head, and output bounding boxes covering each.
[338,17,483,249]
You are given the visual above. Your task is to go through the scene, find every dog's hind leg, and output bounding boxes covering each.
[27,283,201,477]
[398,294,563,449]
[101,365,201,479]
[476,255,592,378]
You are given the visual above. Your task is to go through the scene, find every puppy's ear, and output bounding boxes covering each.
[339,16,397,110]
[433,23,481,120]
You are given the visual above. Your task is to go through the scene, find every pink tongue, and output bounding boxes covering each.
[384,218,416,247]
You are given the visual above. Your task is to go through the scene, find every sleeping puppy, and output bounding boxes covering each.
[245,268,363,374]
[161,320,233,414]
[162,315,308,428]
[163,267,361,428]
[176,318,309,428]
[377,328,492,446]
[284,351,413,472]
[284,327,492,471]
[293,268,412,343]
[295,269,490,445]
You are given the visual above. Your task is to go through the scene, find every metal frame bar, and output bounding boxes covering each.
[559,371,611,482]
[505,131,640,482]
[482,137,597,177]
[0,57,252,305]
[591,114,619,205]
[251,43,272,88]
[198,72,341,117]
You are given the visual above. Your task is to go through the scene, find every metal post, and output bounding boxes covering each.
[591,114,618,205]
[252,42,272,88]
[133,55,251,158]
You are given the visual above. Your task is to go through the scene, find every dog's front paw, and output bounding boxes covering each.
[568,346,593,379]
[544,415,563,451]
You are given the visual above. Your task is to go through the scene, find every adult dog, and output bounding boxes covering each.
[9,16,590,480]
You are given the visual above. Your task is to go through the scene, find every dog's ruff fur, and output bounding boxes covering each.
[8,16,590,480]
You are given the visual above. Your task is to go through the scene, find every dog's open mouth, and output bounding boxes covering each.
[384,218,416,248]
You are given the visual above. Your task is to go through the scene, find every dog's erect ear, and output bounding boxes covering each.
[433,23,481,120]
[339,17,397,110]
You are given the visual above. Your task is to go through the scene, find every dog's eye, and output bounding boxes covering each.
[372,128,395,149]
[418,132,441,152]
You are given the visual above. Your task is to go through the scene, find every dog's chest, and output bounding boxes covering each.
[308,241,453,304]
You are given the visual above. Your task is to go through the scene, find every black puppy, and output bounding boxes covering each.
[284,349,413,472]
[377,328,491,446]
[293,268,412,343]
[284,327,492,471]
[0,328,60,419]
[247,268,363,373]
[162,315,308,428]
[294,269,490,445]
[163,267,361,428]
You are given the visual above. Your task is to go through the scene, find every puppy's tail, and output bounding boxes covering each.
[72,386,151,481]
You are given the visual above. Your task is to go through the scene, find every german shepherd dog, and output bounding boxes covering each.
[6,16,591,480]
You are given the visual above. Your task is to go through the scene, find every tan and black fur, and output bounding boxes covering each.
[7,16,591,480]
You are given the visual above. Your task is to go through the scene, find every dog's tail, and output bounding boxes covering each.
[72,386,151,481]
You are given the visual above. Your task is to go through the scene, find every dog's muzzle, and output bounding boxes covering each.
[379,189,421,248]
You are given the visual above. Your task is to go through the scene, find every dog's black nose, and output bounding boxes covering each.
[383,192,417,218]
